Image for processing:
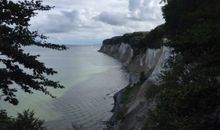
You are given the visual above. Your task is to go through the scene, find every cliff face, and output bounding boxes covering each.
[99,42,171,130]
[99,43,133,66]
[99,43,170,85]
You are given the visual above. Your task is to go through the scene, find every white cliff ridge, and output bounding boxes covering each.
[99,42,171,130]
[99,43,171,84]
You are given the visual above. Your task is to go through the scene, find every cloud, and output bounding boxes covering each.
[94,0,163,25]
[128,0,163,21]
[129,0,143,11]
[31,10,92,33]
[93,12,128,26]
[28,0,164,44]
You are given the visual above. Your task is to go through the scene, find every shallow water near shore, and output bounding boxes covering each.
[0,45,129,130]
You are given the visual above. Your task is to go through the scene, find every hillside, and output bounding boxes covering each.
[99,0,220,129]
[99,25,171,130]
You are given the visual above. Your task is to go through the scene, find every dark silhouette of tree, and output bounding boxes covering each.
[0,109,47,130]
[0,0,66,105]
[144,0,220,129]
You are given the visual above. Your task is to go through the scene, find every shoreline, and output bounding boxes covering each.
[106,89,123,130]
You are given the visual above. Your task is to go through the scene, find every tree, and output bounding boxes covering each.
[144,0,220,129]
[162,0,220,76]
[0,109,46,130]
[0,0,66,105]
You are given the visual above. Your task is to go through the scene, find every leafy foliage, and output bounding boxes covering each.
[103,32,148,47]
[139,24,165,49]
[0,109,46,130]
[162,0,220,76]
[144,0,220,129]
[144,55,220,130]
[0,110,12,130]
[117,82,144,122]
[102,25,165,53]
[0,0,66,105]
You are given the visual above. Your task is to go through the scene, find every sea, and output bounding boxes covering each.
[0,45,129,130]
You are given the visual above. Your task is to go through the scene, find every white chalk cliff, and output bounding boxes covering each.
[99,42,171,130]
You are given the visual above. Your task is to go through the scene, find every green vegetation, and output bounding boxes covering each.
[117,76,145,121]
[117,85,136,121]
[103,32,148,54]
[102,25,165,54]
[1,0,219,129]
[116,105,128,121]
[143,0,220,129]
[0,0,66,129]
[0,110,46,130]
[103,32,147,46]
[117,84,138,121]
[121,84,139,105]
[140,24,165,49]
[0,0,66,105]
[121,75,146,106]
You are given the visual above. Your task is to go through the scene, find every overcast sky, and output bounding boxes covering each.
[29,0,164,45]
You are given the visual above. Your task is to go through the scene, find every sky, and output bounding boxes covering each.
[29,0,165,45]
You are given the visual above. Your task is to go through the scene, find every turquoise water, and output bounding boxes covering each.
[0,45,128,130]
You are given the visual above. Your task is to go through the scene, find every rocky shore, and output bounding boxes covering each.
[106,90,122,130]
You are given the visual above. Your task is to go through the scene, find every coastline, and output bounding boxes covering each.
[98,48,128,130]
[106,89,123,130]
[98,41,171,130]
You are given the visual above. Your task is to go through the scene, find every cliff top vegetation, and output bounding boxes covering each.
[102,24,165,51]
